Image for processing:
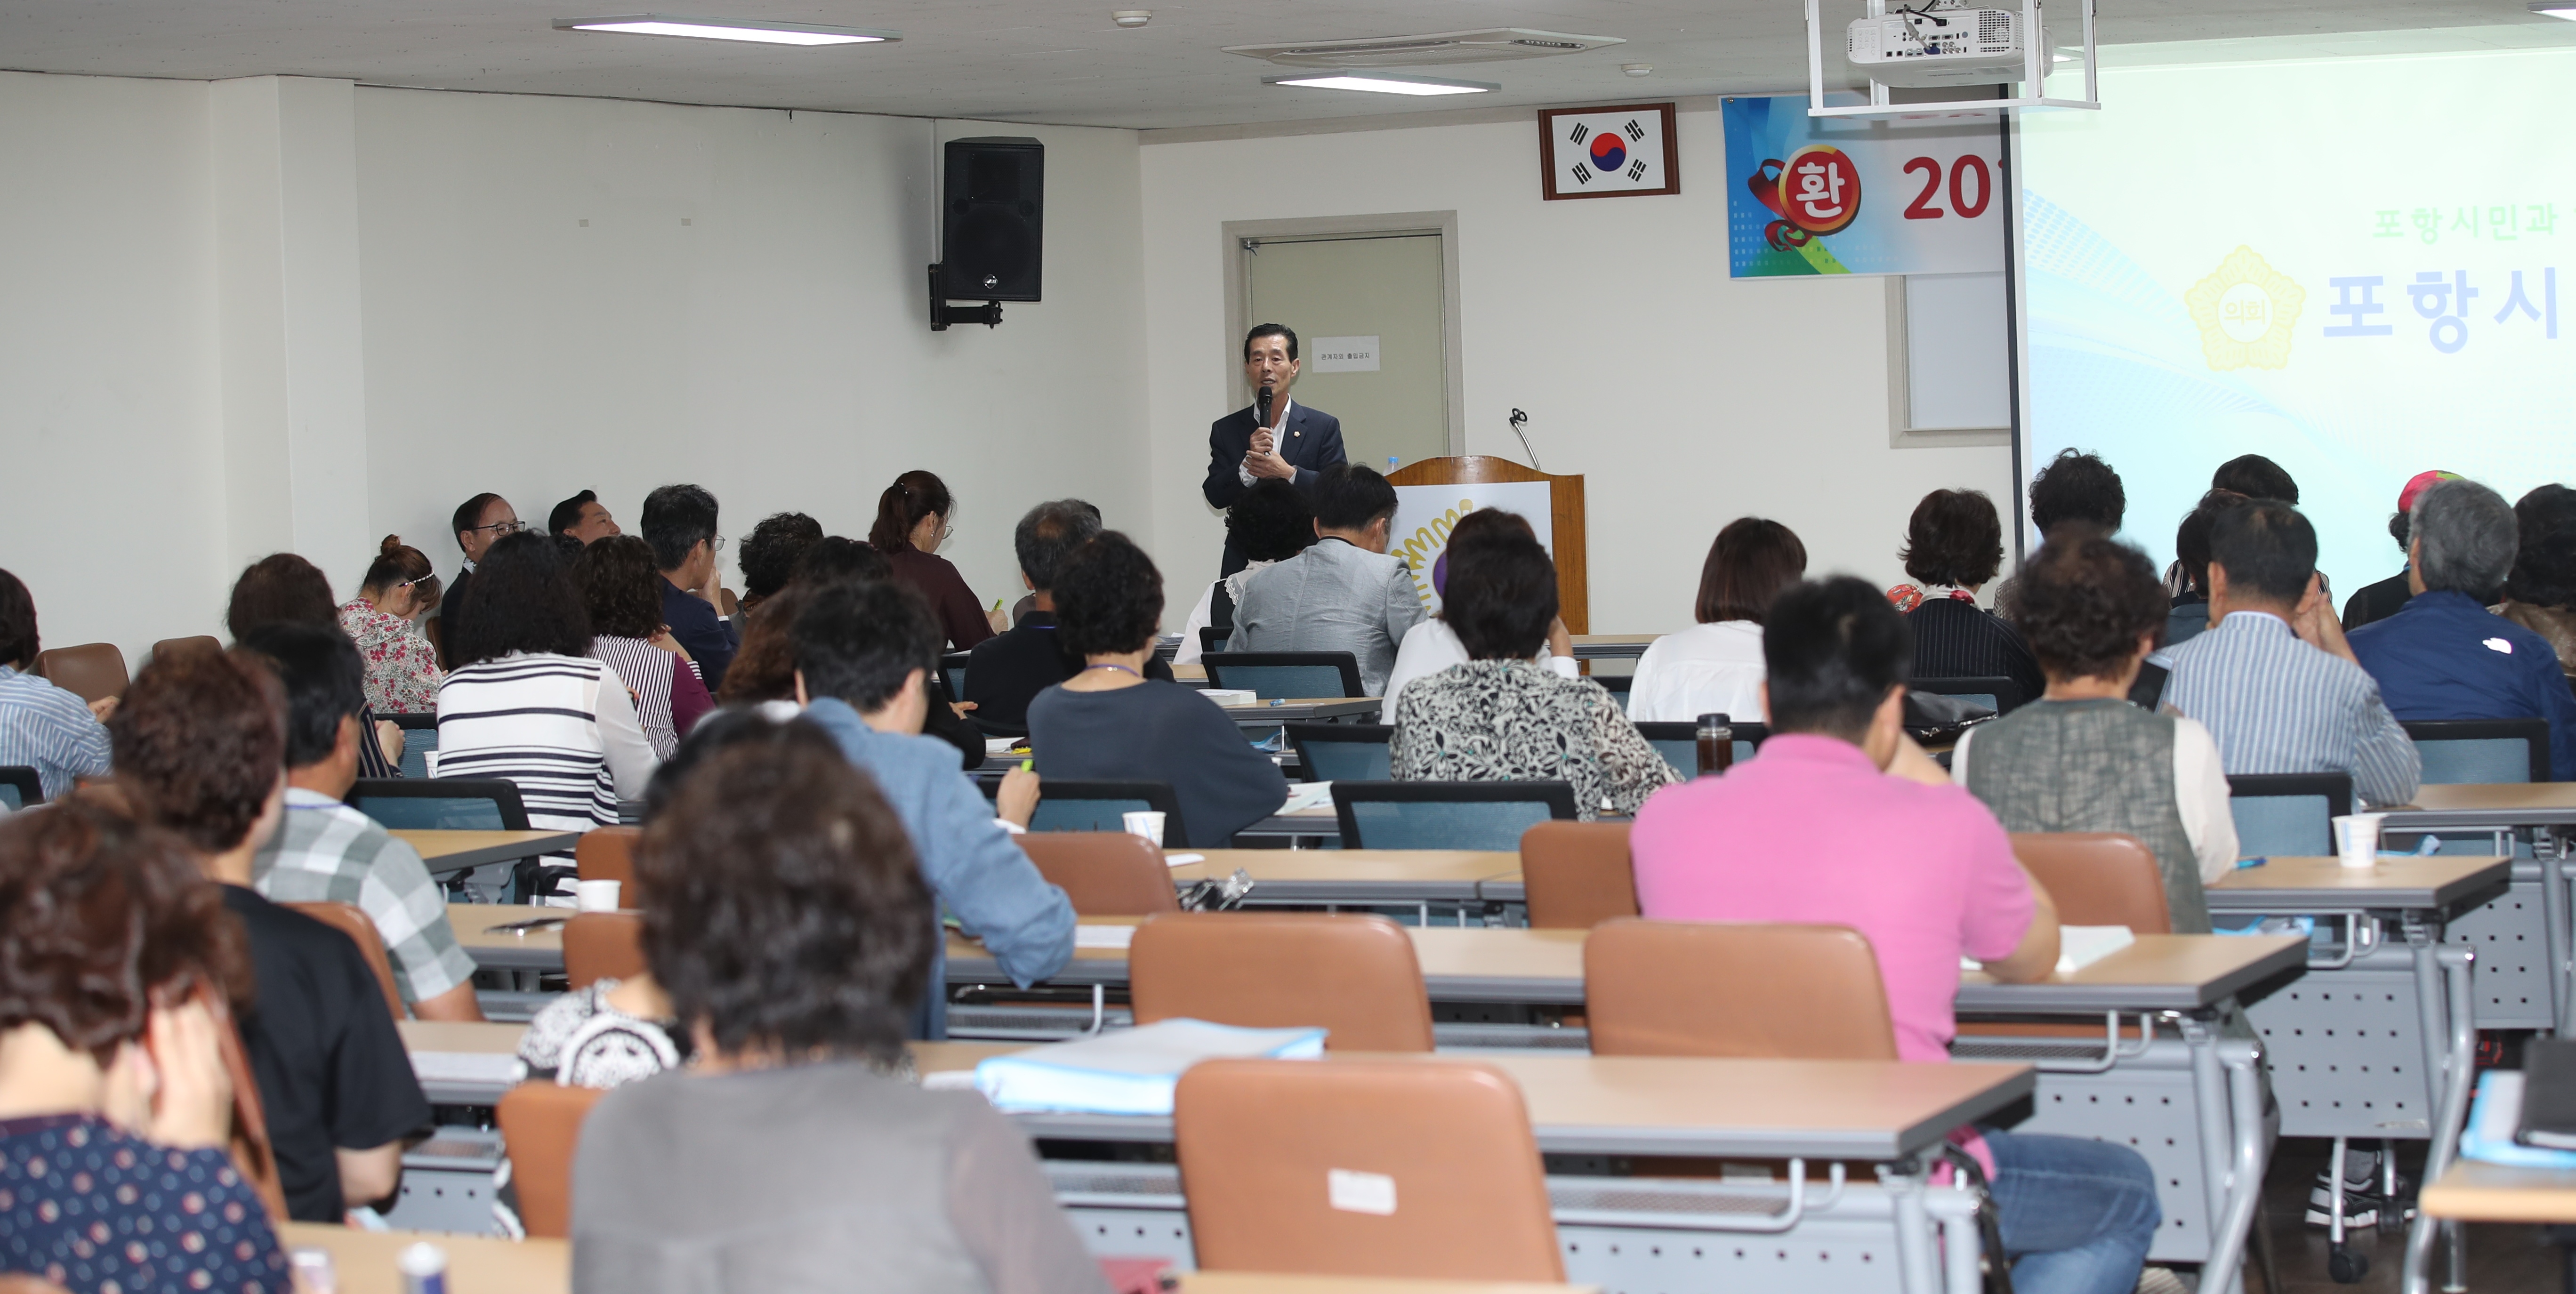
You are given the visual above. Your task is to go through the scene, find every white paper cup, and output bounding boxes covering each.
[420,749,440,778]
[1122,811,1166,846]
[575,879,622,912]
[2332,813,2387,868]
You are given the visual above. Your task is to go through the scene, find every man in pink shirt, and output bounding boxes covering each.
[1631,576,2159,1294]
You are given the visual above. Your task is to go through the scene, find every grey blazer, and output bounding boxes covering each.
[1230,537,1427,697]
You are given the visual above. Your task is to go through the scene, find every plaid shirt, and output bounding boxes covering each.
[251,787,477,1005]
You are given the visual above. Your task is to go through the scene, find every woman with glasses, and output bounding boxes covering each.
[339,535,445,715]
[869,469,998,651]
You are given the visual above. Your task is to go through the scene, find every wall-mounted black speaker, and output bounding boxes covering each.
[938,136,1043,303]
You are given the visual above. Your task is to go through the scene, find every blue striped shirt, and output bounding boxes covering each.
[0,664,113,801]
[2163,611,2421,808]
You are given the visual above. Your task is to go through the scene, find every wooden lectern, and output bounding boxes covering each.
[1384,457,1589,633]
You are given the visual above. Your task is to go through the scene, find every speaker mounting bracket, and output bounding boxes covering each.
[927,265,1004,331]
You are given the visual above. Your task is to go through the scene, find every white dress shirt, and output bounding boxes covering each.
[1236,398,1293,487]
[1626,621,1767,724]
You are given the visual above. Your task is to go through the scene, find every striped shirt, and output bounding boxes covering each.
[0,664,113,801]
[1904,598,2046,703]
[253,787,478,1005]
[589,635,690,761]
[2162,610,2421,808]
[436,653,659,843]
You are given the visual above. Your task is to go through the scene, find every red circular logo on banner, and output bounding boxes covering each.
[1777,145,1861,235]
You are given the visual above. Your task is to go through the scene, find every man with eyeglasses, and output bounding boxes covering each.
[643,483,739,691]
[440,492,523,668]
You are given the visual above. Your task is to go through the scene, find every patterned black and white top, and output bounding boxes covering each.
[434,652,659,842]
[1388,659,1680,820]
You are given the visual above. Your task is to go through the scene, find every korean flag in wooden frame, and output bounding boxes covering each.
[1538,102,1680,201]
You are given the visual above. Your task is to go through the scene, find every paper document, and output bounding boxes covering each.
[1164,852,1207,868]
[973,1018,1326,1115]
[410,1052,522,1085]
[1278,781,1336,815]
[1074,924,1137,950]
[985,738,1027,755]
[1961,925,2134,974]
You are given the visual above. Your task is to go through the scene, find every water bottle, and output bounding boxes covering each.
[397,1241,448,1294]
[1696,713,1734,776]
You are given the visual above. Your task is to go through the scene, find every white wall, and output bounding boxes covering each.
[1140,109,2016,634]
[0,72,227,667]
[354,90,1150,614]
[0,71,1147,667]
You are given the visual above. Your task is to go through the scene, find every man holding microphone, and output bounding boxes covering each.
[1202,323,1348,575]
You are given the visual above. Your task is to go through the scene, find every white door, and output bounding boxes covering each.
[1241,233,1451,474]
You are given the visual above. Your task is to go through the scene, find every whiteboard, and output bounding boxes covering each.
[1903,272,2010,432]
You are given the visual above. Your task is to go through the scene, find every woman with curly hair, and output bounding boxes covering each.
[1892,489,2045,707]
[571,535,714,760]
[568,735,1103,1293]
[2502,483,2576,679]
[0,800,295,1292]
[1951,534,2236,931]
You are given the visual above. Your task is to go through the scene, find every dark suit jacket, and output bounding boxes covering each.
[660,579,741,694]
[435,567,472,669]
[1201,401,1347,511]
[963,611,1176,734]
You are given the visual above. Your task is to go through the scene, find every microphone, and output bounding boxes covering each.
[1256,385,1274,429]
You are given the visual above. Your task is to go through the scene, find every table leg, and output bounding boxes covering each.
[2548,844,2572,1039]
[2183,1017,2240,1286]
[1878,1159,1941,1294]
[2195,1036,2267,1294]
[2402,946,2479,1294]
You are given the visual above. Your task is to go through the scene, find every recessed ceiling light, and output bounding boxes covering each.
[1622,63,1652,77]
[1113,9,1152,27]
[1229,29,1620,68]
[552,15,901,46]
[2532,1,2576,19]
[1263,72,1497,96]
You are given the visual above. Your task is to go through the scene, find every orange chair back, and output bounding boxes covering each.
[576,827,640,891]
[2011,832,2171,933]
[1019,832,1178,916]
[33,643,129,703]
[1585,918,1898,1060]
[1130,913,1433,1052]
[1520,821,1638,929]
[564,913,647,990]
[1177,1058,1562,1281]
[285,901,408,1020]
[150,635,223,666]
[496,1081,607,1238]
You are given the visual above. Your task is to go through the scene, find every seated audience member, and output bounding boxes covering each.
[641,484,739,692]
[548,490,621,547]
[1389,526,1675,820]
[1381,510,1579,723]
[1955,537,2236,928]
[570,738,1107,1294]
[1996,450,2125,622]
[339,535,444,715]
[2501,483,2576,679]
[1627,517,1807,724]
[110,644,428,1223]
[967,501,1175,732]
[2165,490,2246,648]
[491,708,838,1237]
[1027,533,1289,846]
[1010,501,1101,627]
[2343,472,2459,631]
[1175,479,1312,665]
[871,470,998,651]
[442,492,521,667]
[1631,578,2159,1294]
[439,532,658,899]
[2166,457,2301,597]
[240,623,483,1022]
[228,552,401,780]
[572,535,714,760]
[734,511,825,618]
[789,580,1073,1034]
[0,800,293,1291]
[0,568,114,800]
[1890,489,2045,705]
[2163,500,2420,807]
[722,543,985,769]
[2349,478,2576,780]
[1232,464,1426,697]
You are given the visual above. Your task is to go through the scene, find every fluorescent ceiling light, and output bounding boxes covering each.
[1262,72,1497,96]
[552,15,900,45]
[2533,2,2576,18]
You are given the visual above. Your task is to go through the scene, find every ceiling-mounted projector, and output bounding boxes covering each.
[1224,28,1622,68]
[1846,6,2041,86]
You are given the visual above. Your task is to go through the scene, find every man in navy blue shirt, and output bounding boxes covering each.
[643,483,740,692]
[2350,477,2576,781]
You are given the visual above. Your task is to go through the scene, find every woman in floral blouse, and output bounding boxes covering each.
[1389,513,1678,820]
[338,535,444,714]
